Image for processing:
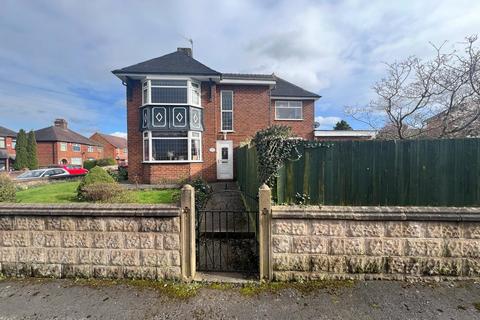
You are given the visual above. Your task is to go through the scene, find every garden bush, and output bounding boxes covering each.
[83,159,97,171]
[77,166,115,200]
[0,173,16,202]
[96,158,116,167]
[81,182,132,203]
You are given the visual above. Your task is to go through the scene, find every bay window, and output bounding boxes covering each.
[221,91,233,131]
[142,79,201,106]
[275,101,303,120]
[143,131,202,162]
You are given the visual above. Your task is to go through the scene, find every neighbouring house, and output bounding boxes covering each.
[34,119,104,167]
[89,132,128,165]
[112,47,320,183]
[0,126,17,171]
[314,130,377,141]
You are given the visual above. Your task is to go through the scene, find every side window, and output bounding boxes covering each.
[221,91,233,131]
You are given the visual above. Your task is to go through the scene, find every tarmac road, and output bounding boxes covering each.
[0,278,479,319]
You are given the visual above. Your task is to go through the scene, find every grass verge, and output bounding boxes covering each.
[15,181,179,204]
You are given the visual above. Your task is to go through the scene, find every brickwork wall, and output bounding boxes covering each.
[36,142,104,167]
[272,99,315,140]
[90,133,128,164]
[271,206,480,281]
[0,205,181,280]
[125,80,316,183]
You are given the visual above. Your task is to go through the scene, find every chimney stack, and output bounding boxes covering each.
[54,118,68,129]
[177,47,192,57]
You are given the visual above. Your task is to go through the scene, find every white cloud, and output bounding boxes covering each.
[110,132,127,139]
[0,0,479,132]
[315,116,342,130]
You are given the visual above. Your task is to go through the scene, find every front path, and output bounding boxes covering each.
[0,279,480,319]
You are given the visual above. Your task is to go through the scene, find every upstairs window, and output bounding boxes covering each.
[11,139,16,149]
[87,146,94,153]
[72,144,81,152]
[275,101,303,120]
[221,91,233,131]
[0,137,5,148]
[60,142,67,151]
[142,79,201,106]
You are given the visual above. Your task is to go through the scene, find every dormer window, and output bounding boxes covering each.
[141,79,201,107]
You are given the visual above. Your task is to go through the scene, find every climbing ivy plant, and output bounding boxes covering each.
[252,125,301,186]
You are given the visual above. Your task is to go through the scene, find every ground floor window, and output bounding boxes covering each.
[70,158,82,165]
[0,159,5,171]
[143,131,202,162]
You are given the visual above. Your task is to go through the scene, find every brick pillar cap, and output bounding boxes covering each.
[182,184,194,191]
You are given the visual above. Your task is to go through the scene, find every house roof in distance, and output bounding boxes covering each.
[112,49,220,77]
[35,119,102,146]
[0,126,17,137]
[91,133,127,149]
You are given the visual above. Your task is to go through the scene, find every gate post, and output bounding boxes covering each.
[258,184,272,281]
[181,184,195,281]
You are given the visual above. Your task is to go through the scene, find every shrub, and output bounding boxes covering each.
[83,159,97,171]
[0,173,16,202]
[81,182,133,203]
[77,166,115,200]
[118,166,128,181]
[190,177,211,210]
[96,158,116,167]
[252,125,301,186]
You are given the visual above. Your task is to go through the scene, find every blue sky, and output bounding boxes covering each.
[1,0,479,137]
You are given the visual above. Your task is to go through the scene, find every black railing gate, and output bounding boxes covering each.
[196,210,259,274]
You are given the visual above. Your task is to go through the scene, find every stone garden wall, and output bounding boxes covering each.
[0,204,182,280]
[271,205,480,281]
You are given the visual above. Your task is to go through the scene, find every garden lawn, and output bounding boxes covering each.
[16,181,179,204]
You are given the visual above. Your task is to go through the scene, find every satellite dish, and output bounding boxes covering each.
[314,122,320,129]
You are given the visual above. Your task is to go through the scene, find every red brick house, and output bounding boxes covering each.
[0,126,17,171]
[113,48,320,183]
[90,133,128,165]
[34,119,104,167]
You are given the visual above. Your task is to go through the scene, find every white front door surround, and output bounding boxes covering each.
[216,140,233,180]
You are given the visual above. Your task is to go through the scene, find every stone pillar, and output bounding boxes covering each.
[259,183,272,281]
[181,184,195,280]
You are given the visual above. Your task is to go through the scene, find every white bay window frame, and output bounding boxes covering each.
[141,78,202,107]
[275,100,303,120]
[142,130,202,163]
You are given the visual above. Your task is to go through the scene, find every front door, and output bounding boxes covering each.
[216,140,233,180]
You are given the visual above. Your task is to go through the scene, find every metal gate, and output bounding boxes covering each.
[196,210,259,274]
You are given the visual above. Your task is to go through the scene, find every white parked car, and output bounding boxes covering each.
[15,168,70,180]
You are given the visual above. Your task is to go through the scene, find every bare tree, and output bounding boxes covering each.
[347,36,480,139]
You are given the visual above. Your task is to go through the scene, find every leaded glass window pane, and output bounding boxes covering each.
[152,139,188,161]
[151,87,188,104]
[222,112,233,131]
[221,91,233,110]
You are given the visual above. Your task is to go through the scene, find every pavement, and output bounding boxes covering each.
[0,278,480,319]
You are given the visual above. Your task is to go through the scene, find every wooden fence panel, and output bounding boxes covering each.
[238,139,480,207]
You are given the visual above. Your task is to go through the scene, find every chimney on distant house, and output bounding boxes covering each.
[177,47,192,57]
[54,118,68,129]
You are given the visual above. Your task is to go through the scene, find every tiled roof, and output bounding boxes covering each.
[221,73,275,81]
[93,133,127,149]
[113,50,321,99]
[271,77,321,99]
[35,126,102,146]
[0,126,17,137]
[112,50,220,76]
